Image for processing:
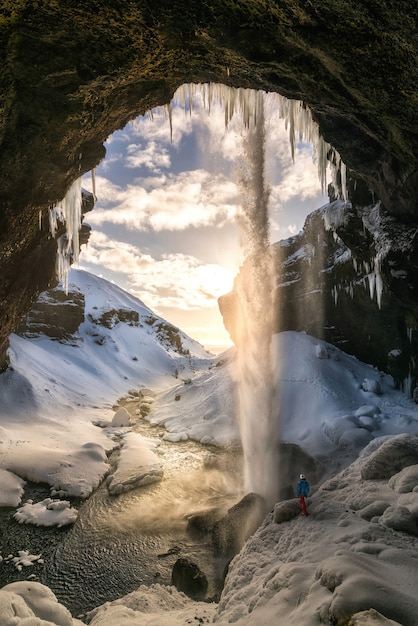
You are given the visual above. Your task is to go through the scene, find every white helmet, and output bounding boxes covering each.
[300,474,305,479]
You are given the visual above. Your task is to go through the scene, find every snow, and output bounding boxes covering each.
[14,498,78,527]
[1,269,418,625]
[105,432,163,495]
[0,469,26,507]
[0,581,82,625]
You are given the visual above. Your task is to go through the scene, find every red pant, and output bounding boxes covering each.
[299,495,307,515]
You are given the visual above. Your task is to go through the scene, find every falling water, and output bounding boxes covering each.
[233,91,279,507]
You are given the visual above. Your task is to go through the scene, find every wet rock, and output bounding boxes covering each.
[212,493,266,558]
[187,508,224,535]
[171,557,208,599]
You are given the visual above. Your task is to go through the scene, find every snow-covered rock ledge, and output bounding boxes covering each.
[214,434,418,626]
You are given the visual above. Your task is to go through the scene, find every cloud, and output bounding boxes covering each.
[125,141,171,171]
[79,232,234,311]
[85,171,240,232]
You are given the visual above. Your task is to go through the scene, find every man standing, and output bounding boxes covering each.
[296,474,310,516]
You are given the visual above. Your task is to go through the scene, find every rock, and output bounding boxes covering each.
[212,493,266,558]
[111,408,131,427]
[346,608,403,625]
[379,506,418,536]
[361,434,418,480]
[171,557,208,599]
[17,288,85,340]
[139,403,151,416]
[274,499,301,523]
[389,465,418,493]
[187,508,224,534]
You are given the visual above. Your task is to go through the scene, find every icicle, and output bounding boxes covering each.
[38,210,42,230]
[49,176,83,293]
[91,168,97,203]
[167,102,173,143]
[367,272,376,301]
[375,264,383,309]
[146,83,348,200]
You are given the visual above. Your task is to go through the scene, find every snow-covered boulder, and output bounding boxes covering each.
[0,581,76,625]
[389,464,418,493]
[379,506,418,536]
[106,432,163,495]
[273,499,301,523]
[361,434,418,480]
[111,407,131,427]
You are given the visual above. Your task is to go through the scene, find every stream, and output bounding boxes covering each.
[0,398,244,619]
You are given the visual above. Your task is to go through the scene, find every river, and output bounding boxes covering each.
[0,397,243,619]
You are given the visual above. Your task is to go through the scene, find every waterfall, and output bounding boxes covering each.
[233,92,279,506]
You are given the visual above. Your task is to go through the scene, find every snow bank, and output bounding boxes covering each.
[148,367,240,447]
[0,469,26,507]
[0,581,84,626]
[106,432,163,495]
[86,583,216,626]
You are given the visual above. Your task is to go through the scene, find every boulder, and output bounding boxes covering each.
[111,408,131,427]
[361,434,418,480]
[171,557,208,599]
[212,493,266,558]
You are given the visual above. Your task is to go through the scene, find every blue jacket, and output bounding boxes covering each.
[297,478,310,497]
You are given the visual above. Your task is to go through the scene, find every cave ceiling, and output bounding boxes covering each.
[0,0,417,368]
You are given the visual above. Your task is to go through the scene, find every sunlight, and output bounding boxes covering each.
[80,83,329,348]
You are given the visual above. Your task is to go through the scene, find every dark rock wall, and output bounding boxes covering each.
[0,0,417,369]
[219,200,418,391]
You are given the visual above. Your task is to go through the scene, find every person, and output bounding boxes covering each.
[296,474,310,516]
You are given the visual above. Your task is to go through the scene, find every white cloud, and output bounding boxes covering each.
[125,141,171,171]
[86,172,240,232]
[79,232,234,311]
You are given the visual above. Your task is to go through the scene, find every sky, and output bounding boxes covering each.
[79,84,328,350]
[1,268,418,624]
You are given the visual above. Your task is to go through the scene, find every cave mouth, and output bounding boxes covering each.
[58,81,350,504]
[71,82,337,353]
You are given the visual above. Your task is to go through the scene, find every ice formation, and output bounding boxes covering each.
[48,176,83,293]
[165,83,348,201]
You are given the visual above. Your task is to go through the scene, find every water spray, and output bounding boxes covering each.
[234,91,279,507]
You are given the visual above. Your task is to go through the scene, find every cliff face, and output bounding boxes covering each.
[0,0,417,369]
[219,199,418,391]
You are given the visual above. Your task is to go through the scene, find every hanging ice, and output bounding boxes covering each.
[48,177,83,293]
[150,83,349,202]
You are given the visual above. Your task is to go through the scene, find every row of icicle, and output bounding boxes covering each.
[48,83,348,291]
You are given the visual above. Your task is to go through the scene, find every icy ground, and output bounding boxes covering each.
[0,269,418,625]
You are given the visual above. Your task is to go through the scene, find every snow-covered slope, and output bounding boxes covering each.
[0,268,214,501]
[1,269,418,625]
